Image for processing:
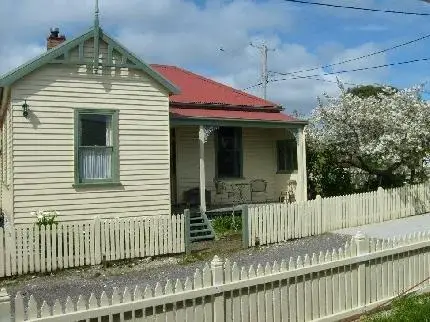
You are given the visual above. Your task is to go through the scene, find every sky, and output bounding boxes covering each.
[1,0,430,115]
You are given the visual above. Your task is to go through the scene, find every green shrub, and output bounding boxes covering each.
[364,294,430,322]
[211,214,242,237]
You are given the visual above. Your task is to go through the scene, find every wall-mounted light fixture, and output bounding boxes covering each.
[22,100,29,118]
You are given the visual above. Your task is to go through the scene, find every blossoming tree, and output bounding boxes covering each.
[308,83,430,187]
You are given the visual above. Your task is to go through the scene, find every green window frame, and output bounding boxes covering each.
[215,127,243,178]
[277,139,298,173]
[74,109,119,186]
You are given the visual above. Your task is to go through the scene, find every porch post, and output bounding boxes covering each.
[297,126,308,201]
[198,126,206,213]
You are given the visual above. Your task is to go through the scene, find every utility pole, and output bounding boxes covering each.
[250,43,275,99]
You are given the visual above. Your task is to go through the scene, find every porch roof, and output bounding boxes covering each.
[170,107,307,126]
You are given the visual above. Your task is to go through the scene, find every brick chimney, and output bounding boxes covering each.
[47,28,66,50]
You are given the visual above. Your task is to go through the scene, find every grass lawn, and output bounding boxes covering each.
[362,293,430,322]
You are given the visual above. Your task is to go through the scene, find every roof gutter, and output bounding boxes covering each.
[170,115,308,128]
[170,102,282,113]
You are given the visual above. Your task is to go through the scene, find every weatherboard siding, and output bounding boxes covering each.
[10,45,171,224]
[174,126,299,205]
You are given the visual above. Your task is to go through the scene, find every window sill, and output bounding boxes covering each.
[73,182,123,189]
[276,170,298,175]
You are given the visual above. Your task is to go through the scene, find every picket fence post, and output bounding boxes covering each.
[316,195,322,234]
[242,206,249,248]
[94,217,101,265]
[184,209,191,255]
[355,231,369,307]
[211,255,225,322]
[0,288,10,322]
[377,187,384,222]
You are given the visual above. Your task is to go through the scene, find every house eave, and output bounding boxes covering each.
[170,102,282,113]
[170,116,308,128]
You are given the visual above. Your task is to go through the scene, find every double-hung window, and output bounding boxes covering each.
[277,139,298,173]
[216,127,242,178]
[74,109,119,185]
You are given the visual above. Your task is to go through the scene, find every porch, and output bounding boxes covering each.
[170,118,308,214]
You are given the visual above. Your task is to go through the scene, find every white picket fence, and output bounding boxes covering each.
[0,215,185,277]
[7,231,430,321]
[245,182,430,247]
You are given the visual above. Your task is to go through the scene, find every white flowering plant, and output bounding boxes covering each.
[32,210,59,227]
[308,82,430,187]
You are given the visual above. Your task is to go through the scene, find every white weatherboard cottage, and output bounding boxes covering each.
[0,10,180,226]
[0,9,308,227]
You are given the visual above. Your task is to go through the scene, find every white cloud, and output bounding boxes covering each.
[0,44,45,75]
[0,0,392,114]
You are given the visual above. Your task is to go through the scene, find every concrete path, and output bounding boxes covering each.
[333,213,430,239]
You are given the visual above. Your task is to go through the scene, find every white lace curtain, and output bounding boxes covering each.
[79,117,112,180]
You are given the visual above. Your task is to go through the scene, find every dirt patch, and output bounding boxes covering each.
[181,233,243,264]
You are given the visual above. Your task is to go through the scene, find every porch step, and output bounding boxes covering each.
[188,212,215,242]
[190,222,206,227]
[190,234,215,242]
[191,228,212,234]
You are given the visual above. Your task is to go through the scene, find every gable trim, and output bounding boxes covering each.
[101,33,180,95]
[0,28,180,95]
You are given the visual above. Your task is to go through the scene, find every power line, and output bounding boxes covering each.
[283,0,430,16]
[243,56,430,90]
[249,43,275,99]
[270,32,430,77]
[274,57,430,82]
[243,75,363,91]
[289,76,363,87]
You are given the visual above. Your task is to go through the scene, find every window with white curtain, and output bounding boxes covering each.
[75,110,119,185]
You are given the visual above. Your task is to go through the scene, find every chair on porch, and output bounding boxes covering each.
[214,180,230,204]
[279,180,297,203]
[250,179,268,203]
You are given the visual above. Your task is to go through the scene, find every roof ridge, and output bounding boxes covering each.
[151,64,280,108]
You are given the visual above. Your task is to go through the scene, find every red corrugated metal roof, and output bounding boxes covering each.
[151,64,280,108]
[170,107,297,123]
